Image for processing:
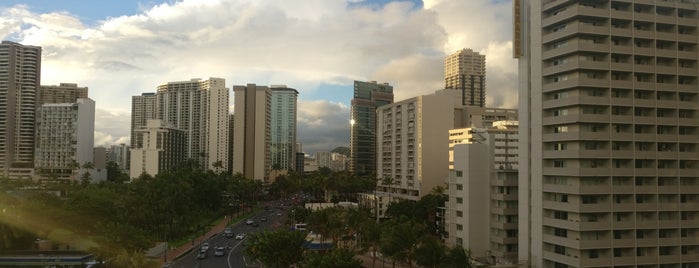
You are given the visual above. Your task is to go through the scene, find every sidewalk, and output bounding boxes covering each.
[163,216,231,263]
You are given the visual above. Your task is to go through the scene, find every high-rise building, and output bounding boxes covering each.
[445,48,486,107]
[350,80,393,176]
[446,121,519,265]
[35,98,95,180]
[130,119,186,179]
[131,93,157,148]
[233,84,271,182]
[375,89,463,205]
[156,78,229,171]
[228,113,234,174]
[517,1,699,267]
[106,143,130,172]
[0,41,41,178]
[39,83,87,105]
[270,86,298,171]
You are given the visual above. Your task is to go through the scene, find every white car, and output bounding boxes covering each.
[235,233,246,240]
[246,219,254,225]
[201,242,210,251]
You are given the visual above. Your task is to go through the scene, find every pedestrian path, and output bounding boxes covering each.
[163,217,230,264]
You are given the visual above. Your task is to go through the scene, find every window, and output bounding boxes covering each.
[554,126,568,133]
[554,245,566,255]
[456,184,463,190]
[456,170,463,177]
[553,143,567,151]
[456,210,463,217]
[554,211,568,220]
[456,197,463,204]
[456,224,463,231]
[553,109,568,116]
[589,250,599,259]
[554,228,568,237]
[554,160,566,167]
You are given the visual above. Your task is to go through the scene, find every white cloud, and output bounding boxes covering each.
[0,0,518,151]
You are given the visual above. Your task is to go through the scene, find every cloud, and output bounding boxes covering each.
[93,108,130,146]
[297,100,350,154]
[0,0,519,152]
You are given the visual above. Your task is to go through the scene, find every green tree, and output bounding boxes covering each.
[302,248,362,268]
[379,217,425,268]
[443,246,473,268]
[244,229,307,268]
[414,235,446,268]
[106,161,128,183]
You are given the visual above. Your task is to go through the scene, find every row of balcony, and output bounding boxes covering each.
[542,131,699,142]
[544,217,699,232]
[543,200,699,213]
[543,77,699,93]
[543,96,696,109]
[543,183,699,195]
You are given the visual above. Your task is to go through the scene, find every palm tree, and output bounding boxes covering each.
[244,229,307,268]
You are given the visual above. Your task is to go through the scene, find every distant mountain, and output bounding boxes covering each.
[331,146,350,156]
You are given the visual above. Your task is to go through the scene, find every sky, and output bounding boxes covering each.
[0,0,518,155]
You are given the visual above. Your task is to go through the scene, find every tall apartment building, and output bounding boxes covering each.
[131,93,157,148]
[106,143,130,172]
[517,0,699,267]
[233,84,271,182]
[156,78,229,171]
[0,41,41,178]
[375,89,463,205]
[228,113,234,174]
[39,83,87,104]
[35,98,95,180]
[446,121,519,265]
[445,48,486,107]
[454,106,519,128]
[270,86,298,171]
[130,119,186,179]
[350,80,394,176]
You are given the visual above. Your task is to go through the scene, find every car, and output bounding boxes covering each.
[223,228,234,238]
[260,217,267,222]
[252,222,260,227]
[246,219,254,225]
[201,242,210,251]
[196,251,207,259]
[214,247,225,257]
[235,233,246,240]
[276,212,282,216]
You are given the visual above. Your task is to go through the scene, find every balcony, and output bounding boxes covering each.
[612,238,635,247]
[612,202,635,211]
[659,219,680,228]
[659,237,681,245]
[636,237,658,247]
[678,34,698,43]
[580,202,611,213]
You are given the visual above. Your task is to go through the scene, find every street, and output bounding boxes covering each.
[171,207,286,268]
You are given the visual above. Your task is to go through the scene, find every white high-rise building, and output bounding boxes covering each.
[131,93,157,148]
[130,119,186,179]
[517,0,699,267]
[35,98,95,180]
[446,121,519,265]
[156,78,229,171]
[0,41,41,178]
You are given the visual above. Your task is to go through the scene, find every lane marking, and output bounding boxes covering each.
[227,239,245,268]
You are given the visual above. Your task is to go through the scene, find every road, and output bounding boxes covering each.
[171,207,287,268]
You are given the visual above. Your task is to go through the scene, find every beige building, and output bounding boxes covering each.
[156,78,229,171]
[454,106,518,128]
[517,0,699,267]
[445,48,486,107]
[0,41,41,179]
[233,84,271,182]
[375,89,463,205]
[129,119,186,179]
[39,83,87,105]
[446,121,519,265]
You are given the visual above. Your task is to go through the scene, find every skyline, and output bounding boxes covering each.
[0,0,518,154]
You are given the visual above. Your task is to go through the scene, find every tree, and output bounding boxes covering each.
[414,236,446,268]
[302,248,362,268]
[106,161,128,183]
[244,229,308,268]
[379,217,425,268]
[443,246,473,268]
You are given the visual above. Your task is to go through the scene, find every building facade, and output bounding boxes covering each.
[517,0,699,267]
[156,78,229,171]
[39,83,87,105]
[129,119,186,179]
[375,89,463,206]
[106,143,130,172]
[270,86,298,171]
[445,48,487,107]
[350,80,394,176]
[0,41,41,178]
[130,93,157,148]
[35,99,95,180]
[446,121,519,265]
[233,84,271,182]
